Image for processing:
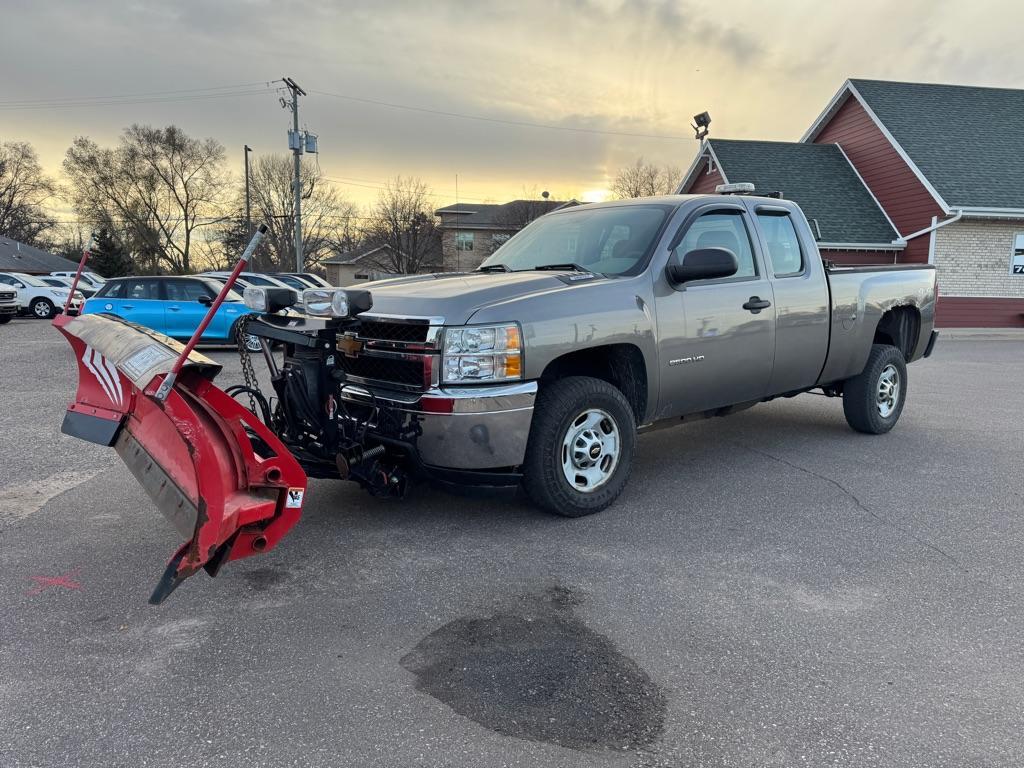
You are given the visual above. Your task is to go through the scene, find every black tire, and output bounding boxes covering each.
[842,344,908,434]
[0,315,12,324]
[522,376,636,517]
[29,297,55,319]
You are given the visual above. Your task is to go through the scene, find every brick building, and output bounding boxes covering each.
[435,199,571,272]
[679,79,1024,327]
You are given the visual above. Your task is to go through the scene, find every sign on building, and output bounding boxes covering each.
[1013,233,1024,275]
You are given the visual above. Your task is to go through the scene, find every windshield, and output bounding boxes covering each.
[479,204,671,275]
[16,273,48,287]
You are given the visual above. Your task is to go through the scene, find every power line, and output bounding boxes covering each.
[0,87,275,111]
[320,175,493,202]
[0,81,273,106]
[309,88,689,141]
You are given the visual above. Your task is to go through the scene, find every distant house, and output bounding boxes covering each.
[0,236,80,275]
[324,244,404,286]
[435,199,572,271]
[679,78,1024,327]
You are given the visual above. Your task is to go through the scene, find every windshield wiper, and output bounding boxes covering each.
[533,263,590,272]
[476,264,511,273]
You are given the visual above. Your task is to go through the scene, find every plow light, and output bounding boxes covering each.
[243,286,297,313]
[302,288,373,318]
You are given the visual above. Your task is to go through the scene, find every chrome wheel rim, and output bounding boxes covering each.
[244,334,262,353]
[33,302,50,318]
[560,408,620,493]
[876,364,900,418]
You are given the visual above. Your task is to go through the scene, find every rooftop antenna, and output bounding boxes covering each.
[692,111,711,141]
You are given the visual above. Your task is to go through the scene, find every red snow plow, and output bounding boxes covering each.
[55,226,307,603]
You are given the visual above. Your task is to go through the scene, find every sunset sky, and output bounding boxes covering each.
[1,0,1021,215]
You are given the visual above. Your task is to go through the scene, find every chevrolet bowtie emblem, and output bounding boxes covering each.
[337,335,363,358]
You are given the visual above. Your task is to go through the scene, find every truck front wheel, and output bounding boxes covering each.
[522,376,636,517]
[842,344,908,434]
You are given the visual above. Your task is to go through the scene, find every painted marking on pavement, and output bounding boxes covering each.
[26,569,82,596]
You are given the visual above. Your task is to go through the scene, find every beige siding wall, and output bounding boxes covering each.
[441,228,516,272]
[932,219,1024,297]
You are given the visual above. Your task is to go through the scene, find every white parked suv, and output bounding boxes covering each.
[50,270,106,291]
[0,284,18,323]
[0,272,85,318]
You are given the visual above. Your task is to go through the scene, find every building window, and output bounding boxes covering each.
[456,232,474,251]
[1011,232,1024,275]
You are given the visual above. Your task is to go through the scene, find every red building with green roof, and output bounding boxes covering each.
[679,79,1024,328]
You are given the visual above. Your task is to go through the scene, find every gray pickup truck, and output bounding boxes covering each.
[52,191,940,599]
[239,191,938,518]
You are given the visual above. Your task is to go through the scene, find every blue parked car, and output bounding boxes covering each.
[82,276,263,350]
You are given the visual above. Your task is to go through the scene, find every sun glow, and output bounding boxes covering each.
[580,188,612,203]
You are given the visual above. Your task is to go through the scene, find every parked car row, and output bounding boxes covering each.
[1,269,332,346]
[0,272,86,318]
[78,271,332,348]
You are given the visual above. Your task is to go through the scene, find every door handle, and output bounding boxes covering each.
[742,296,771,313]
[168,306,180,311]
[122,304,134,310]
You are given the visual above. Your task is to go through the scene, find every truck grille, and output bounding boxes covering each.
[356,320,430,343]
[0,291,15,301]
[337,353,429,389]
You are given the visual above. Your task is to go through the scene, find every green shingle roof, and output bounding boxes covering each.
[849,79,1024,210]
[706,139,899,245]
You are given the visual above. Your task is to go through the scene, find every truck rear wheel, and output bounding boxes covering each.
[522,376,635,517]
[842,344,907,434]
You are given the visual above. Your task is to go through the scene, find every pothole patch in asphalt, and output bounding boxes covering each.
[400,586,666,751]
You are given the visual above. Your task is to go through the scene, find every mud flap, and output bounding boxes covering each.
[53,313,307,603]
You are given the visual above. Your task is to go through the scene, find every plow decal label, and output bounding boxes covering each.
[82,345,124,408]
[286,489,304,508]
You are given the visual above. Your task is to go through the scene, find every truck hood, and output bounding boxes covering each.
[358,271,599,325]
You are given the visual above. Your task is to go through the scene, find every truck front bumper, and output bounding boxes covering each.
[338,380,537,471]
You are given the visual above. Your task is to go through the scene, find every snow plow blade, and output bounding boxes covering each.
[54,312,307,604]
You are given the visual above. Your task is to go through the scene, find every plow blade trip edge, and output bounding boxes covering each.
[53,313,308,603]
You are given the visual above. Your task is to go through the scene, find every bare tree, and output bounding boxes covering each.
[362,177,441,274]
[63,125,228,274]
[220,154,357,272]
[492,198,560,229]
[610,158,682,199]
[0,141,58,246]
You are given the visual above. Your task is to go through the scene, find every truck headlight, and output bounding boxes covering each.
[442,323,522,383]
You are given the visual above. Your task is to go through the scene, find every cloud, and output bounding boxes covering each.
[0,0,1021,207]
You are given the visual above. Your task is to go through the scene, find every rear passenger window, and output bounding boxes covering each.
[676,210,757,279]
[165,279,213,301]
[756,213,805,277]
[126,279,161,300]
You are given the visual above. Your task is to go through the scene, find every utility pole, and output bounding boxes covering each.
[243,144,252,237]
[281,77,307,272]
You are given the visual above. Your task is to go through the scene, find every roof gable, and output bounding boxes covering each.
[806,78,1024,211]
[0,236,79,273]
[695,139,900,245]
[436,199,567,228]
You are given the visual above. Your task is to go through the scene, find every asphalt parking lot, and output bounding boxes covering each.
[1,315,1023,768]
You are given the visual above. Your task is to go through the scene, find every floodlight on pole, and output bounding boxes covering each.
[692,111,711,141]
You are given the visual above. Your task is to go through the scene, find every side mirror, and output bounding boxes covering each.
[666,247,739,285]
[197,295,213,306]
